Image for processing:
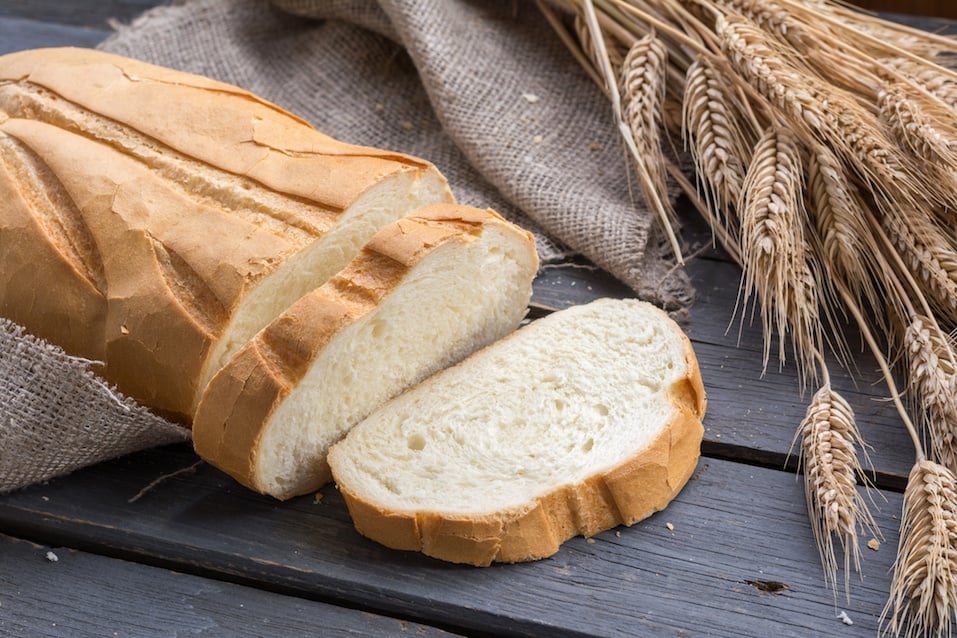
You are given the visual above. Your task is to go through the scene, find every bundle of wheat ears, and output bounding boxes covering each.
[537,0,957,635]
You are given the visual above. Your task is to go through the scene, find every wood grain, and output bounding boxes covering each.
[0,443,904,638]
[0,533,459,637]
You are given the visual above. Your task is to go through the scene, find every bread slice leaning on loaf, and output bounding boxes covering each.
[193,203,539,499]
[0,47,452,420]
[327,298,707,566]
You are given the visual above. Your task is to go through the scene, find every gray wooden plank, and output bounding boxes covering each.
[0,15,107,55]
[0,443,905,637]
[0,533,459,638]
[0,1,164,29]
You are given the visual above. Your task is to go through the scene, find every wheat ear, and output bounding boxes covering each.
[738,126,820,382]
[682,56,751,219]
[797,374,877,597]
[881,57,957,110]
[717,15,925,204]
[579,0,684,262]
[620,31,674,220]
[906,318,957,474]
[879,203,957,327]
[883,460,957,638]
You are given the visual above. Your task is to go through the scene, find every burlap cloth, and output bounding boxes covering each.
[0,0,693,492]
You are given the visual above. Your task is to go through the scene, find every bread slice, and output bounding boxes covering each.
[0,48,452,419]
[327,298,706,566]
[192,203,539,499]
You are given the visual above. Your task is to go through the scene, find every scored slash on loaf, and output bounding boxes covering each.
[328,298,706,566]
[0,47,452,421]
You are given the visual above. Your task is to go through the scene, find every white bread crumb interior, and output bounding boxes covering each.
[328,298,696,515]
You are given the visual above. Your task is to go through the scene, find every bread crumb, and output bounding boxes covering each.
[589,142,601,151]
[867,538,880,551]
[120,325,129,335]
[45,551,58,562]
[532,135,543,145]
[522,93,540,103]
[837,611,853,626]
[615,531,621,537]
[586,538,596,544]
[666,522,674,531]
[375,103,384,112]
[400,120,414,130]
[313,493,323,504]
[41,496,49,502]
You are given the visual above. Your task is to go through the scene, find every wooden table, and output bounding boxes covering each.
[0,2,943,636]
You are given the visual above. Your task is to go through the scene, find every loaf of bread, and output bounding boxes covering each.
[327,298,706,566]
[193,203,539,499]
[0,47,452,420]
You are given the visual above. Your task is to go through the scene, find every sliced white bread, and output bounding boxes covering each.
[0,47,451,420]
[193,203,539,499]
[327,298,707,566]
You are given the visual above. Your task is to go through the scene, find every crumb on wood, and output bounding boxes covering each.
[586,538,596,544]
[615,531,621,537]
[867,538,880,551]
[313,493,323,505]
[837,611,853,626]
[744,579,789,594]
[666,522,674,531]
[45,551,58,562]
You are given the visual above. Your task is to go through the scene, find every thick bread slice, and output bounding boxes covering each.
[327,298,707,566]
[0,48,452,420]
[193,203,539,499]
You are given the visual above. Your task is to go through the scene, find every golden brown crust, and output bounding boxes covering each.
[192,204,529,496]
[336,319,707,566]
[0,48,431,208]
[0,48,450,420]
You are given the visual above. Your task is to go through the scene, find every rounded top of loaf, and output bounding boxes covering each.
[0,47,440,209]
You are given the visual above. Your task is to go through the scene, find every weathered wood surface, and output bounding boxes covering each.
[0,0,161,29]
[0,442,903,638]
[0,533,459,637]
[0,4,943,638]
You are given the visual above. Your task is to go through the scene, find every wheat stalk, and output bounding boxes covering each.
[884,460,957,638]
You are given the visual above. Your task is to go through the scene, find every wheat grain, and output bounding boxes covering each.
[798,383,876,596]
[883,460,957,638]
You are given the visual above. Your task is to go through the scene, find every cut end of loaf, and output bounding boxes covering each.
[328,298,706,566]
[195,167,453,407]
[192,204,538,500]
